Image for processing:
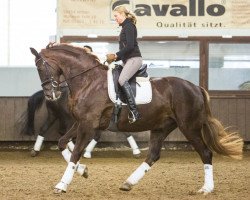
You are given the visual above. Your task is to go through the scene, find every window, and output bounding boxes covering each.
[0,0,56,66]
[140,41,200,85]
[209,43,250,90]
[74,41,200,85]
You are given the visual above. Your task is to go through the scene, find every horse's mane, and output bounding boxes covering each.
[44,42,108,70]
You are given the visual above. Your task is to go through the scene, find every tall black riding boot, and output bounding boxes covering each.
[121,81,141,123]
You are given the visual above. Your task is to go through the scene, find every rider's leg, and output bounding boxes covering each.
[119,57,142,123]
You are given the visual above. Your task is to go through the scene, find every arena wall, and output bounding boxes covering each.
[0,96,249,142]
[0,67,249,142]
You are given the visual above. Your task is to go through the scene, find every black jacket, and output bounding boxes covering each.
[116,18,141,63]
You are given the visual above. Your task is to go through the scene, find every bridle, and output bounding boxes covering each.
[35,57,60,100]
[35,56,101,100]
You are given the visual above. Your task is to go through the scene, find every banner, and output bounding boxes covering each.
[57,0,250,35]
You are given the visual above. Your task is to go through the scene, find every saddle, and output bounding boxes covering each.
[112,64,148,103]
[107,63,152,131]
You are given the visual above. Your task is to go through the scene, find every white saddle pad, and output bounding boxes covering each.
[107,68,152,105]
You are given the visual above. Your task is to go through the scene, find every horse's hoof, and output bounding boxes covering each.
[30,149,38,157]
[50,145,59,151]
[82,166,88,178]
[197,188,213,195]
[76,164,89,178]
[133,153,141,158]
[83,151,91,158]
[119,182,133,191]
[132,149,141,158]
[55,181,67,193]
[54,188,66,194]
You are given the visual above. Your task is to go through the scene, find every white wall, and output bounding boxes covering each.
[0,67,42,96]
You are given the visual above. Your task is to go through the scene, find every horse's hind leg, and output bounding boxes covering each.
[120,119,177,191]
[83,130,101,158]
[123,132,141,158]
[83,130,140,159]
[182,129,214,195]
[31,114,56,157]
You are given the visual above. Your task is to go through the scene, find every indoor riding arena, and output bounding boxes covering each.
[0,1,249,200]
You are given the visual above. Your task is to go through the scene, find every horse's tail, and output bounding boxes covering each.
[19,90,45,135]
[200,87,243,160]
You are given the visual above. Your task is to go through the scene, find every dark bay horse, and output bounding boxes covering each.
[18,86,75,156]
[19,87,141,157]
[30,43,243,195]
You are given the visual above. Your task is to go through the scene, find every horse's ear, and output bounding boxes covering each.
[30,47,39,58]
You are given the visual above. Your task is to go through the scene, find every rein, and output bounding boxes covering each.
[60,64,100,85]
[36,57,101,87]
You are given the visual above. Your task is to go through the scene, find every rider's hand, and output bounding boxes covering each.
[106,53,117,64]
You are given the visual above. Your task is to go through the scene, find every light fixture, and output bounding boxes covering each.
[222,35,232,38]
[87,34,98,38]
[178,35,188,38]
[156,41,167,44]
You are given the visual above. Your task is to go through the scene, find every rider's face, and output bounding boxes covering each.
[114,11,126,25]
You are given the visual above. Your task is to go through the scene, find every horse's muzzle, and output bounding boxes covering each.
[45,91,62,101]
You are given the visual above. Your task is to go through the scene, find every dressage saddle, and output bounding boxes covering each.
[112,64,148,103]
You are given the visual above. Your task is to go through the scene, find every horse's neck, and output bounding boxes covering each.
[63,66,107,98]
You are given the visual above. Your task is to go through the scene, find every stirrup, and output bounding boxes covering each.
[128,111,139,124]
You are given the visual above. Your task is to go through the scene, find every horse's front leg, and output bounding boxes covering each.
[54,121,94,193]
[59,124,88,179]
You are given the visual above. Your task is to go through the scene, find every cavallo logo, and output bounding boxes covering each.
[110,0,226,17]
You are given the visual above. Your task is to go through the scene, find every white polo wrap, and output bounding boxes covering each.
[203,164,214,192]
[67,141,75,152]
[33,135,44,151]
[62,148,71,163]
[127,136,140,155]
[61,148,86,176]
[126,162,151,185]
[61,162,76,185]
[85,139,97,152]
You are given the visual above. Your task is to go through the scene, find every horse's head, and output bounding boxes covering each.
[30,47,62,101]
